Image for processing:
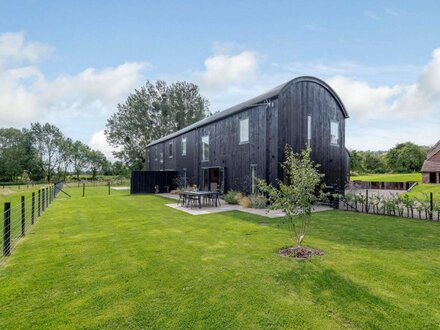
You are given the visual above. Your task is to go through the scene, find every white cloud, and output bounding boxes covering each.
[0,32,53,68]
[89,130,119,162]
[326,48,440,120]
[390,48,440,115]
[347,122,440,151]
[0,32,148,126]
[327,76,403,120]
[194,48,259,90]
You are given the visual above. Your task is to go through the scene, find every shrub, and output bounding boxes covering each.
[224,191,240,204]
[250,194,267,209]
[240,196,252,208]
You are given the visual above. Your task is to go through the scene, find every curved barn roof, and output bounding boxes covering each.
[146,76,348,147]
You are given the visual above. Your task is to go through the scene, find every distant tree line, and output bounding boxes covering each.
[0,123,129,183]
[350,142,429,174]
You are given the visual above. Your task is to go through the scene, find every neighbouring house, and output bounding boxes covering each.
[142,76,350,194]
[421,141,440,183]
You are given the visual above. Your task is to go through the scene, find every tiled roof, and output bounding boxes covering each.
[421,160,440,172]
[427,140,440,160]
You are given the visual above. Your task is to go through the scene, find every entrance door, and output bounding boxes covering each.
[430,172,437,183]
[201,167,225,193]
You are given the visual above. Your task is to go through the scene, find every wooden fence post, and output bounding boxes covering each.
[42,189,45,212]
[21,196,25,237]
[3,202,10,256]
[365,190,369,213]
[430,192,433,221]
[31,192,35,225]
[46,188,49,208]
[38,189,41,216]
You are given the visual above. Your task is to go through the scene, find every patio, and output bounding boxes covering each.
[159,193,331,217]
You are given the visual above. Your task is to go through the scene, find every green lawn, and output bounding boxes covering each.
[0,184,54,251]
[0,187,440,329]
[350,173,422,182]
[403,183,440,201]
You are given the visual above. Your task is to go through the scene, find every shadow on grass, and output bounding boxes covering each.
[224,209,440,251]
[277,265,414,329]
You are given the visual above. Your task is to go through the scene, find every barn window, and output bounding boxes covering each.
[181,137,187,156]
[240,118,249,143]
[168,142,173,158]
[159,152,164,170]
[154,147,158,160]
[307,115,312,146]
[330,121,339,146]
[202,135,209,161]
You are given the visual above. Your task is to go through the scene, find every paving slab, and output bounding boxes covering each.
[160,193,332,217]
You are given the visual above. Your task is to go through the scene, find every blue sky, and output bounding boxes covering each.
[0,1,440,159]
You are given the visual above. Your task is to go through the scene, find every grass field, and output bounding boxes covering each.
[403,183,440,201]
[350,173,422,182]
[0,187,439,329]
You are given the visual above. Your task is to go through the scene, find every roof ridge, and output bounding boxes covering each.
[427,140,440,159]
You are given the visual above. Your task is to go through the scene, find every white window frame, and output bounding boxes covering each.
[202,135,209,161]
[168,142,173,158]
[330,121,339,146]
[307,115,312,147]
[159,152,164,170]
[181,137,187,156]
[239,117,249,144]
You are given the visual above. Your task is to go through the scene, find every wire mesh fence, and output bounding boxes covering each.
[0,182,64,265]
[338,189,440,221]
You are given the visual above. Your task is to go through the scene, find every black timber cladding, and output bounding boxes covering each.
[131,171,178,194]
[144,76,349,193]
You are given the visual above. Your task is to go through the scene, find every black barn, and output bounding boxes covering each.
[144,76,349,194]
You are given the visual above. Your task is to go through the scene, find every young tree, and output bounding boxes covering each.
[105,80,210,169]
[258,146,326,248]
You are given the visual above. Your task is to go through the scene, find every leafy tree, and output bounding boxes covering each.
[105,80,210,169]
[71,141,90,181]
[28,123,64,182]
[57,137,74,181]
[386,142,427,172]
[86,149,107,180]
[363,152,386,173]
[349,150,364,173]
[0,128,27,181]
[257,146,325,247]
[112,161,130,177]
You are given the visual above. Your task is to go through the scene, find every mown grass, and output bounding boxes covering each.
[0,187,439,329]
[350,173,422,182]
[0,184,53,250]
[403,183,440,201]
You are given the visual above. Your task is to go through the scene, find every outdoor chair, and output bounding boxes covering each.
[178,193,186,206]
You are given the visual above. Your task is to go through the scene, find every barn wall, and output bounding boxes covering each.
[144,77,349,193]
[279,81,348,190]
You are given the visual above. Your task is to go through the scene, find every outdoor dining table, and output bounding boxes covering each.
[181,191,220,208]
